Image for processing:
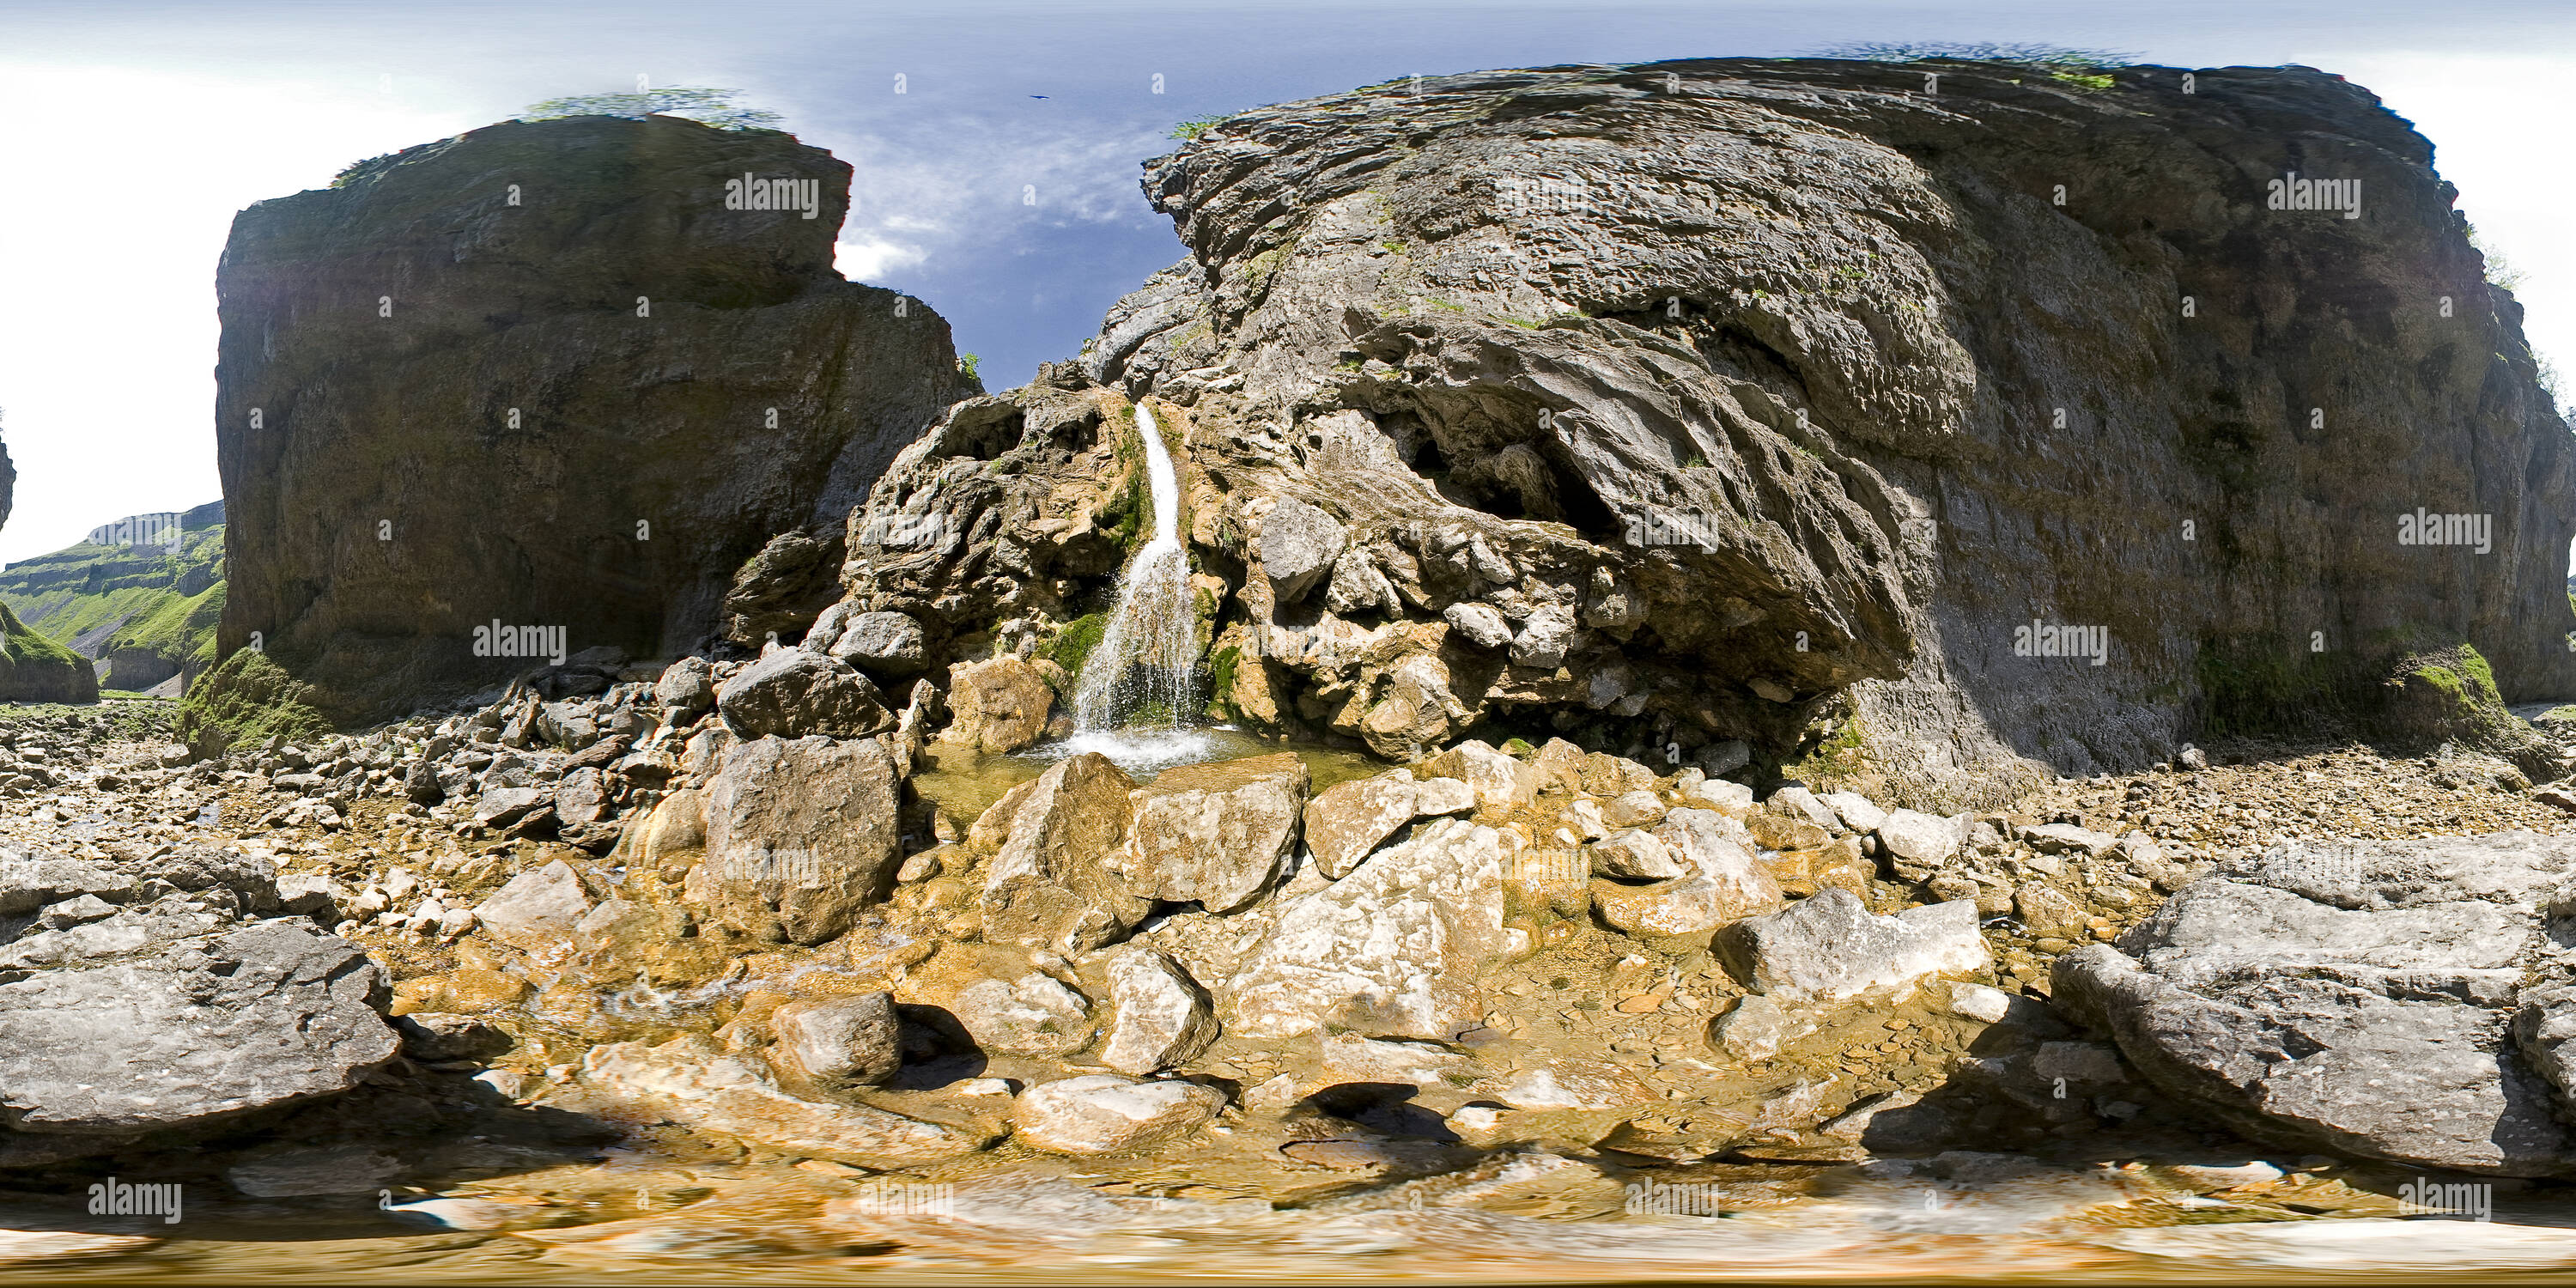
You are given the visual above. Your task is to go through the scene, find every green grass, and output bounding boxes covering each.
[0,601,82,671]
[1170,115,1230,140]
[176,648,332,757]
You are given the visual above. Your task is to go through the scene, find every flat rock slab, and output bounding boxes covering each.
[582,1036,995,1165]
[1716,887,1985,1003]
[0,920,397,1133]
[2057,833,2576,1176]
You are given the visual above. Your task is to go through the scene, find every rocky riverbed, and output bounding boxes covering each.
[6,675,2576,1279]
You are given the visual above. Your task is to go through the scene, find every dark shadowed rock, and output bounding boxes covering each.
[214,114,977,725]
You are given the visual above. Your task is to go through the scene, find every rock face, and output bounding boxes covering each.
[839,58,2573,809]
[2057,833,2576,1176]
[214,114,976,725]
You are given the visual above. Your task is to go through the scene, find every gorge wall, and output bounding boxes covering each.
[842,58,2576,808]
[213,115,978,727]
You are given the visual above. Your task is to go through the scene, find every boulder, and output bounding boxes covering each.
[765,993,902,1090]
[1589,829,1686,881]
[827,611,929,675]
[1509,602,1574,669]
[1260,497,1344,605]
[1011,1075,1225,1154]
[581,1036,993,1165]
[952,973,1095,1057]
[1303,770,1420,879]
[1115,752,1307,913]
[1716,888,1987,1003]
[689,735,904,945]
[1412,739,1534,808]
[1821,792,1886,835]
[1091,945,1218,1075]
[979,754,1151,953]
[2056,834,2576,1176]
[1227,817,1515,1039]
[473,859,592,957]
[1876,809,1963,879]
[716,649,895,739]
[656,657,715,719]
[2014,884,2089,941]
[937,657,1055,755]
[0,919,396,1133]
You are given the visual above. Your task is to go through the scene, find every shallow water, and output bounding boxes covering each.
[911,727,1388,827]
[14,1159,2576,1284]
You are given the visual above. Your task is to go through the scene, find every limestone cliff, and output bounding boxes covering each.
[843,58,2575,807]
[0,431,100,703]
[214,115,978,726]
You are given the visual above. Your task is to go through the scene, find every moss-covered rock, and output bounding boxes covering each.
[2382,642,2551,773]
[176,648,331,759]
[0,601,98,703]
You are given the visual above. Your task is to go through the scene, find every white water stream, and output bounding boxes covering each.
[1068,402,1200,749]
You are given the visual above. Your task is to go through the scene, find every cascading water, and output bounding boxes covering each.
[1070,402,1200,744]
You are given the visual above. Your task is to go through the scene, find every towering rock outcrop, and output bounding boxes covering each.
[843,58,2574,806]
[214,115,977,726]
[0,431,100,704]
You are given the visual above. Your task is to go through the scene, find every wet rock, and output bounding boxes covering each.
[953,973,1095,1057]
[1318,1032,1476,1090]
[1710,994,1791,1061]
[227,1145,404,1198]
[936,657,1055,755]
[581,1036,994,1165]
[1717,888,1987,1003]
[827,611,929,675]
[690,735,904,945]
[1011,1074,1225,1155]
[0,920,396,1133]
[626,787,707,879]
[1489,1059,1656,1111]
[1261,497,1344,605]
[979,753,1151,953]
[392,1012,513,1062]
[716,649,895,739]
[765,993,902,1091]
[2057,833,2576,1176]
[1092,945,1218,1075]
[1228,817,1514,1039]
[1115,752,1307,913]
[473,859,593,957]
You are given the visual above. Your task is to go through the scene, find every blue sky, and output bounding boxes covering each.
[2,0,2572,564]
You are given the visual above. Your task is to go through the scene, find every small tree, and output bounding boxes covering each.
[516,86,783,131]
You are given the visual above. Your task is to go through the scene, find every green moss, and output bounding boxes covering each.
[1500,737,1536,757]
[1206,644,1242,716]
[176,648,332,758]
[1047,613,1109,683]
[1780,720,1867,787]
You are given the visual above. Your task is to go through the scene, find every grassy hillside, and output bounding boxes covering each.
[0,500,223,692]
[0,599,98,702]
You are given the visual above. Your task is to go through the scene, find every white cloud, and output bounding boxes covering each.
[835,235,928,282]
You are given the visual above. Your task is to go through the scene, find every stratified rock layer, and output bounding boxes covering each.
[845,59,2573,806]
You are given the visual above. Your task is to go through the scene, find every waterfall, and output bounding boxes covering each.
[1072,402,1198,733]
